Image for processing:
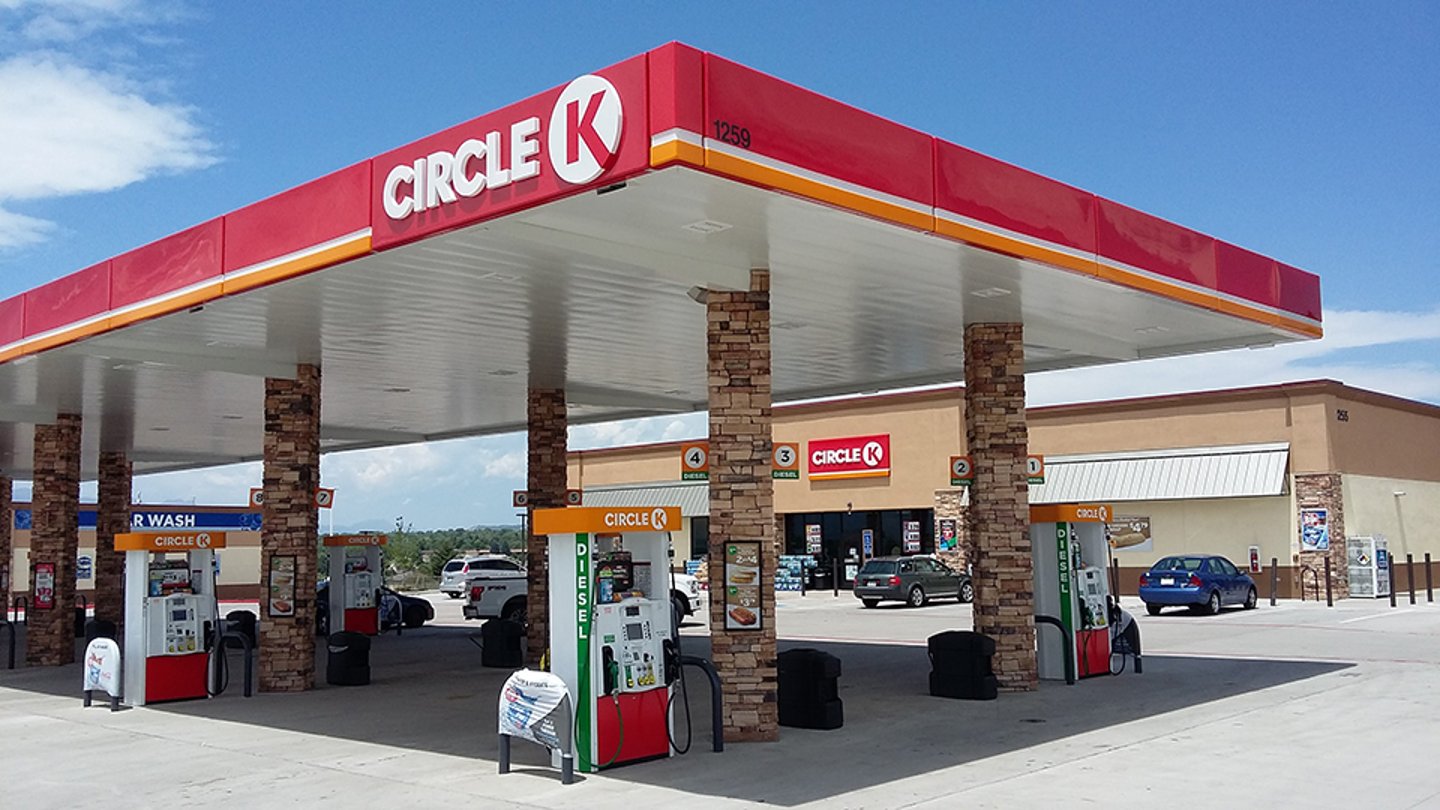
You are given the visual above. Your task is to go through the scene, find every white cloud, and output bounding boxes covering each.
[1029,307,1440,406]
[0,208,55,249]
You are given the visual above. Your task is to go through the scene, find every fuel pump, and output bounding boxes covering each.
[324,534,388,635]
[533,506,682,772]
[117,531,227,705]
[1030,504,1114,681]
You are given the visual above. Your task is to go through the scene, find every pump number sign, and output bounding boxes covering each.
[1027,455,1046,484]
[950,455,973,486]
[680,442,709,481]
[772,442,800,479]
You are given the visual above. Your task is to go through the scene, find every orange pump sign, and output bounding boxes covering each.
[115,531,228,551]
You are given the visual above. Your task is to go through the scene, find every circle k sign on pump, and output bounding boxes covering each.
[369,58,647,251]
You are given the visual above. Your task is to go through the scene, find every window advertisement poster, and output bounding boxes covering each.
[269,555,296,617]
[34,562,56,609]
[724,542,761,630]
[1300,508,1330,552]
[1106,516,1152,552]
[805,524,822,554]
[938,519,958,552]
[903,521,921,553]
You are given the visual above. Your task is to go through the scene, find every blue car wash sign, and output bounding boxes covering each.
[14,509,262,532]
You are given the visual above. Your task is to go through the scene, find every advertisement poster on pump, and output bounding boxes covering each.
[1106,516,1152,552]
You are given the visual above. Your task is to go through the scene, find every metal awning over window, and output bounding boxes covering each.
[581,481,710,518]
[1029,442,1290,503]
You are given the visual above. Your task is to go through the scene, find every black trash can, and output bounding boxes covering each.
[225,610,258,649]
[480,619,524,668]
[810,569,833,591]
[84,618,117,644]
[927,630,998,700]
[74,606,89,638]
[778,647,843,730]
[326,631,371,686]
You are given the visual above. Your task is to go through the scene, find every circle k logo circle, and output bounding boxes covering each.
[650,507,669,531]
[549,74,623,185]
[862,441,885,467]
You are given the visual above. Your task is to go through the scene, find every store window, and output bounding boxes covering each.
[689,517,709,560]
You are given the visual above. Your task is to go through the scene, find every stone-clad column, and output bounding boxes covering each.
[525,388,567,667]
[258,364,321,692]
[28,413,82,666]
[1295,473,1348,600]
[94,451,132,626]
[963,324,1037,691]
[0,475,11,603]
[707,268,778,742]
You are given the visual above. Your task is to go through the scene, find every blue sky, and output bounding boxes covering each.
[2,1,1438,528]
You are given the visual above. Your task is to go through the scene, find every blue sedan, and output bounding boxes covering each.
[1139,555,1257,616]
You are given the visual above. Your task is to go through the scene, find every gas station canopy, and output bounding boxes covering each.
[0,43,1321,479]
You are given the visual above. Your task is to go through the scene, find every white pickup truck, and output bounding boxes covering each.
[462,568,705,625]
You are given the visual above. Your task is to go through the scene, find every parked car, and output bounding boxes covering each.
[440,554,525,598]
[1139,554,1257,616]
[315,580,435,635]
[853,555,974,608]
[461,568,704,627]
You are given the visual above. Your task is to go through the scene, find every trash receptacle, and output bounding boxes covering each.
[84,618,117,644]
[480,619,524,668]
[778,647,843,729]
[74,606,88,638]
[810,569,833,591]
[326,631,371,686]
[927,630,998,700]
[225,610,258,649]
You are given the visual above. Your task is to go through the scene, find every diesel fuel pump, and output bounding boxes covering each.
[532,506,683,772]
[117,530,226,705]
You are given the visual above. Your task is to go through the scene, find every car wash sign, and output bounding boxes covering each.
[370,56,648,249]
[807,434,891,481]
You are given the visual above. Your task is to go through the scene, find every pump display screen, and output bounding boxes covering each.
[172,609,188,621]
[625,623,644,641]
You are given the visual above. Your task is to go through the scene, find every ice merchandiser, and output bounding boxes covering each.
[118,531,226,706]
[325,533,389,635]
[1347,535,1391,598]
[533,506,682,773]
[1031,504,1114,681]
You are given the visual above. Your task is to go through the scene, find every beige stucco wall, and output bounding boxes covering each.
[1332,396,1440,482]
[8,529,261,591]
[1107,495,1293,571]
[1342,475,1440,559]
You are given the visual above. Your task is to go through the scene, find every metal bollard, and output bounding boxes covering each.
[1427,553,1433,603]
[1408,554,1417,605]
[1110,557,1121,600]
[1389,552,1397,608]
[832,558,839,597]
[1269,557,1279,606]
[1324,557,1333,607]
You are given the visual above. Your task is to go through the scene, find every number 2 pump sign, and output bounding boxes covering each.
[531,507,684,773]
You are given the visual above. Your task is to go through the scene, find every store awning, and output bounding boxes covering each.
[1028,442,1290,503]
[582,481,710,518]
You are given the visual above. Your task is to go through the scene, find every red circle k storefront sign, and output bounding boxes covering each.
[807,434,891,480]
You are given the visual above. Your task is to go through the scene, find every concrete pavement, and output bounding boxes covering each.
[2,593,1439,808]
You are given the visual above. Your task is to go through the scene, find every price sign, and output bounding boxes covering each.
[1026,454,1045,485]
[772,442,800,479]
[680,442,709,481]
[950,455,973,487]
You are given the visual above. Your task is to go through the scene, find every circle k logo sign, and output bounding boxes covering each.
[549,74,623,185]
[649,507,669,531]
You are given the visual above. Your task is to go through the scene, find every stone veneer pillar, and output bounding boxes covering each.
[526,387,567,667]
[28,413,82,666]
[0,475,11,603]
[707,268,778,742]
[1295,473,1349,600]
[962,324,1038,691]
[94,451,132,626]
[258,364,321,692]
